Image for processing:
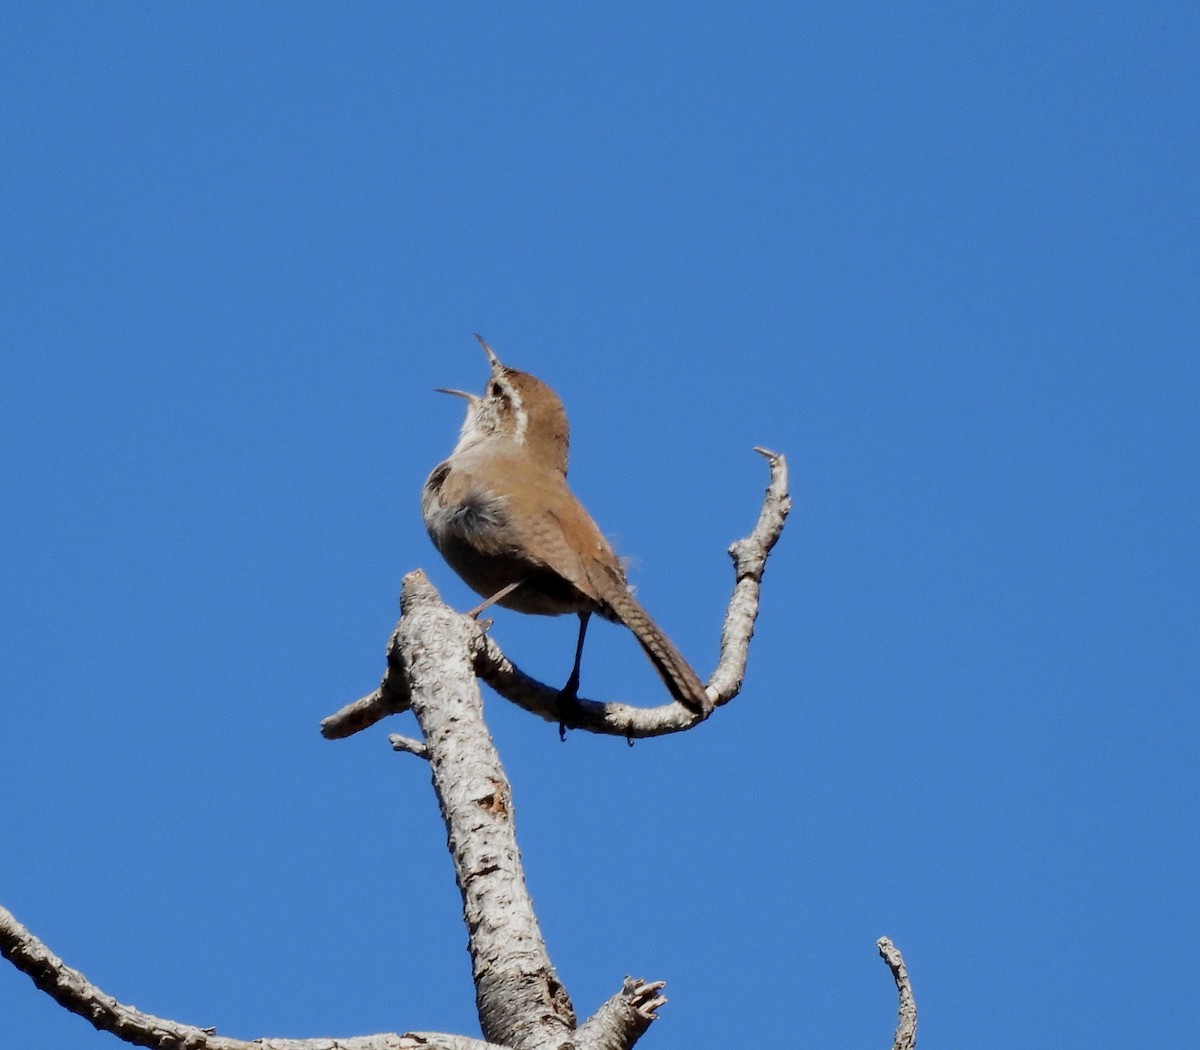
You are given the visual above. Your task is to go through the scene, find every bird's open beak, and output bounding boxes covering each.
[474,333,503,373]
[434,335,502,401]
[434,387,477,403]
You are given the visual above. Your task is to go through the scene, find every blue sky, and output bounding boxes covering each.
[2,4,1196,1048]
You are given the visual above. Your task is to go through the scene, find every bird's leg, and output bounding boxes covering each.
[467,579,525,619]
[557,612,590,740]
[563,611,590,697]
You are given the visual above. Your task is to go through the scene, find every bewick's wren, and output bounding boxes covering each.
[422,335,710,714]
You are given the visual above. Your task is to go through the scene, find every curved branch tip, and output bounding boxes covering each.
[876,936,917,1050]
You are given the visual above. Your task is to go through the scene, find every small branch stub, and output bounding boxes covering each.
[388,734,430,759]
[576,977,667,1050]
[321,628,413,739]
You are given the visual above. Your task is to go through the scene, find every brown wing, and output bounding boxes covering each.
[502,465,625,607]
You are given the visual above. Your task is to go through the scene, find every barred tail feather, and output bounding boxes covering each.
[605,589,710,714]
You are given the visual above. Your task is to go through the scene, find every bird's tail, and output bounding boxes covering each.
[604,587,711,714]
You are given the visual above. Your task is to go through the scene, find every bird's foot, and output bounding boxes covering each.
[556,672,583,741]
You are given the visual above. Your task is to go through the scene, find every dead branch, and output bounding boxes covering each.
[321,649,412,739]
[392,572,581,1050]
[0,905,499,1050]
[575,978,667,1050]
[877,937,917,1050]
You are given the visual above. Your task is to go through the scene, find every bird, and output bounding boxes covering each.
[421,335,710,715]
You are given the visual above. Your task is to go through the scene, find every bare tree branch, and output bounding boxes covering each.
[877,937,917,1050]
[394,571,579,1050]
[707,447,791,702]
[0,904,500,1050]
[390,1038,509,1050]
[575,977,667,1050]
[321,647,412,739]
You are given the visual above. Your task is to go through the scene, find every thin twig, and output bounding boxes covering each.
[877,937,917,1050]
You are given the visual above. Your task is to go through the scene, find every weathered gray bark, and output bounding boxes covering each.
[1,449,917,1049]
[877,937,917,1050]
[394,572,574,1049]
[0,904,500,1050]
